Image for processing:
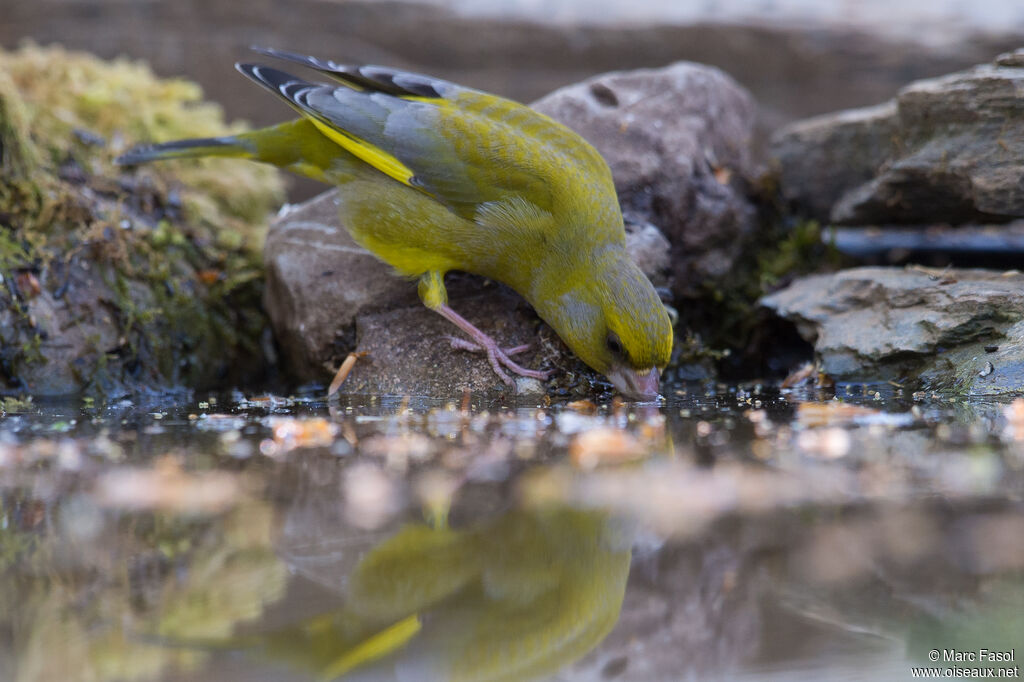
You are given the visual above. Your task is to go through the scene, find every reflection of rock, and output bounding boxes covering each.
[560,537,763,681]
[2,498,285,682]
[762,266,1024,393]
[532,63,759,301]
[773,49,1024,225]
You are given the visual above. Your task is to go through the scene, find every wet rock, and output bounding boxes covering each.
[762,266,1024,394]
[772,51,1024,225]
[532,62,760,300]
[344,284,552,397]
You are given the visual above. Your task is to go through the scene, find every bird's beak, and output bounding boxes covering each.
[606,366,660,400]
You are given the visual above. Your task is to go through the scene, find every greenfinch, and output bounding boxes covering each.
[171,507,630,681]
[117,48,673,398]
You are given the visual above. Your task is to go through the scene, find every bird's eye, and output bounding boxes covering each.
[606,333,624,356]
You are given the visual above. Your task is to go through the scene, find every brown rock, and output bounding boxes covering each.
[344,286,551,397]
[532,62,760,299]
[772,52,1024,225]
[263,192,569,394]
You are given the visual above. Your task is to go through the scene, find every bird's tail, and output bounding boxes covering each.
[115,118,342,184]
[115,135,254,165]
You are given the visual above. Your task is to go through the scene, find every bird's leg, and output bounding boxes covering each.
[418,271,550,385]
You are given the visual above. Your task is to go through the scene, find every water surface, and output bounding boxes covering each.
[2,384,1022,681]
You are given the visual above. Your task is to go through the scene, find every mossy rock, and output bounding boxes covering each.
[0,44,285,397]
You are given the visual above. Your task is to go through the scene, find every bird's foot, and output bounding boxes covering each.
[445,336,550,384]
[435,304,552,387]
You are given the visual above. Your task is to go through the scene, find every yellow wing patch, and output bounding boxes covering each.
[318,614,422,680]
[309,118,416,188]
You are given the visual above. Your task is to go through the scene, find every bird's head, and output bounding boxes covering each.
[538,249,673,400]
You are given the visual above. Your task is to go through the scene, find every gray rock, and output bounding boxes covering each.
[772,103,898,222]
[532,62,760,299]
[263,192,419,380]
[772,52,1024,225]
[762,266,1024,395]
[995,47,1024,68]
[624,218,673,288]
[264,62,756,391]
[0,260,121,396]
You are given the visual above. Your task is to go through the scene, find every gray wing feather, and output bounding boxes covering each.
[237,61,552,217]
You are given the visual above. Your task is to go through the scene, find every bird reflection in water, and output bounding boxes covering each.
[238,506,632,681]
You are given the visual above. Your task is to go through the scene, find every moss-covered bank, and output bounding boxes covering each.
[0,44,285,397]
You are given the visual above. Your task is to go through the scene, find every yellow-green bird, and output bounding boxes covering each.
[172,506,632,681]
[117,48,673,398]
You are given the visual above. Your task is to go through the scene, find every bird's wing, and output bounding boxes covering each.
[236,58,589,222]
[249,47,450,98]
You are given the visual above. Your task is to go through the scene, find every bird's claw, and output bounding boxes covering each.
[446,336,548,383]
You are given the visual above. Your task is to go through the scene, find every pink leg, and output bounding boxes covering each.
[435,305,551,384]
[446,337,532,356]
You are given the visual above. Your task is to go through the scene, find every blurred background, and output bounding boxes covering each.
[5,0,1024,135]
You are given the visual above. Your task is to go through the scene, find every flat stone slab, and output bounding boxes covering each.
[762,266,1024,395]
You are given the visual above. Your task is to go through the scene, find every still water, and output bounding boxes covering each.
[1,384,1022,681]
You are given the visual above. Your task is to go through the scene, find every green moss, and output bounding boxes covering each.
[1,43,284,240]
[0,44,285,396]
[757,220,841,289]
[0,71,39,178]
[678,218,846,372]
[0,395,33,414]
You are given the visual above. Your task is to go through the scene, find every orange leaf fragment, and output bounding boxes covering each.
[569,427,646,470]
[796,402,883,428]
